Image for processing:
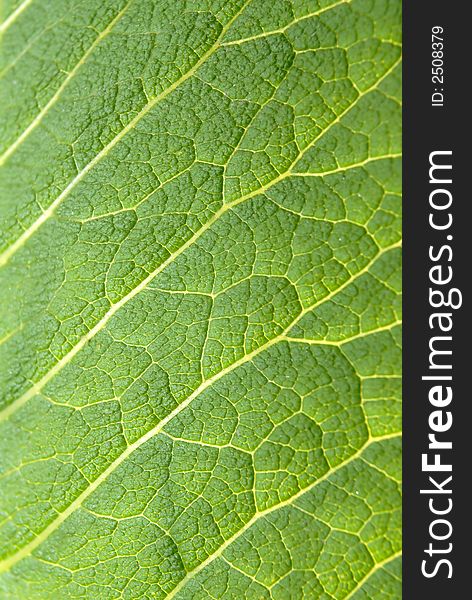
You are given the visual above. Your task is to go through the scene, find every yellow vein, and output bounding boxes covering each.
[0,245,400,572]
[0,0,32,34]
[0,204,229,423]
[0,2,132,166]
[0,324,23,346]
[167,433,402,599]
[284,320,402,346]
[0,20,49,77]
[294,153,402,177]
[0,56,401,422]
[0,0,251,267]
[344,551,402,599]
[220,0,350,47]
[361,374,401,380]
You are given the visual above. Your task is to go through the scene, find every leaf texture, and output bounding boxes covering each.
[0,0,402,597]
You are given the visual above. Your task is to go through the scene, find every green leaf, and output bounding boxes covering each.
[0,0,401,597]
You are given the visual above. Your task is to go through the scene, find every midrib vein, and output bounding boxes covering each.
[167,432,402,599]
[0,55,401,423]
[0,1,132,165]
[0,241,400,572]
[0,0,251,267]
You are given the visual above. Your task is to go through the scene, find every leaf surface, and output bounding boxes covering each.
[0,0,401,597]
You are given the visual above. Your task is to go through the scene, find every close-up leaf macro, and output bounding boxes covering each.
[0,0,401,598]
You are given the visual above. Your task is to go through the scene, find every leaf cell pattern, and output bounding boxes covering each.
[0,0,401,598]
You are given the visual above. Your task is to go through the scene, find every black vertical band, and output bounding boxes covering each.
[403,1,468,597]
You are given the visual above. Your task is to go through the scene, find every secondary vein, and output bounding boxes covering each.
[0,0,33,34]
[0,0,252,267]
[0,55,401,423]
[0,241,400,572]
[0,1,133,165]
